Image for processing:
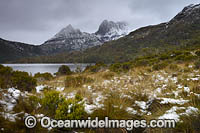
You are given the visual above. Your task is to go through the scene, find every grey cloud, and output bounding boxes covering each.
[0,0,199,44]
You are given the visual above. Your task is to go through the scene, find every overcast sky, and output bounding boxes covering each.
[0,0,199,45]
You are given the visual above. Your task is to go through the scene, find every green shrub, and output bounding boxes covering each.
[109,62,132,73]
[57,65,72,75]
[195,50,200,56]
[169,64,179,71]
[0,66,13,89]
[65,75,94,88]
[41,90,65,116]
[34,72,53,81]
[159,54,171,60]
[55,94,86,120]
[102,72,114,80]
[11,71,37,92]
[152,62,168,71]
[84,63,107,73]
[13,95,39,114]
[134,59,150,67]
[194,60,200,69]
[0,65,37,91]
[174,54,196,61]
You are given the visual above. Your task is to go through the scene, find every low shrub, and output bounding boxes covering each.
[56,65,72,75]
[11,71,37,92]
[134,59,150,67]
[41,90,65,116]
[0,66,13,89]
[84,63,107,73]
[0,65,36,92]
[194,60,200,69]
[55,94,86,120]
[40,90,86,121]
[109,62,132,73]
[195,50,200,56]
[65,75,94,88]
[152,62,168,71]
[34,72,53,81]
[102,72,114,80]
[169,64,179,71]
[174,54,196,61]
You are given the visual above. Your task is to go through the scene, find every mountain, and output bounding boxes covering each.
[40,25,102,54]
[95,20,128,42]
[40,20,129,54]
[0,38,43,63]
[17,3,200,63]
[0,20,128,63]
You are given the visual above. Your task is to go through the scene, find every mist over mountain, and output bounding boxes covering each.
[40,20,129,54]
[1,3,200,63]
[15,3,200,63]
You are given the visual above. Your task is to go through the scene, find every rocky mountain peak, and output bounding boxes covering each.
[95,20,128,41]
[42,20,129,54]
[52,24,82,39]
[170,3,200,22]
[95,20,128,36]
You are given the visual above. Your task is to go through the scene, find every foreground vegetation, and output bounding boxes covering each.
[1,47,200,132]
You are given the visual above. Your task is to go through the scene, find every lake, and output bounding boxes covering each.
[2,64,90,75]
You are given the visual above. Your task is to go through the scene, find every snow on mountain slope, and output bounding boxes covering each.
[41,20,129,54]
[95,20,129,42]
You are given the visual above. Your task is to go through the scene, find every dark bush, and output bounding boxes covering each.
[194,60,200,69]
[84,63,107,73]
[134,59,150,66]
[159,54,171,60]
[102,72,114,79]
[109,62,132,73]
[34,72,53,81]
[0,66,13,88]
[0,65,37,91]
[65,75,94,88]
[169,64,179,71]
[11,71,37,92]
[57,65,72,75]
[195,50,200,56]
[41,90,65,117]
[174,53,196,61]
[55,94,86,120]
[152,62,168,71]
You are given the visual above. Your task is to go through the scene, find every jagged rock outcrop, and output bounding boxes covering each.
[41,20,129,54]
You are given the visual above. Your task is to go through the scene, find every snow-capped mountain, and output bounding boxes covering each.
[170,3,200,23]
[41,20,129,54]
[95,20,128,42]
[41,25,101,54]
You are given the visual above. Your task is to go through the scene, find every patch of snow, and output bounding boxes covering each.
[159,98,189,105]
[185,106,199,114]
[56,87,65,91]
[126,107,138,115]
[66,91,76,99]
[8,88,21,99]
[171,77,178,83]
[35,114,44,118]
[191,77,199,81]
[84,103,96,114]
[36,85,46,93]
[158,106,185,122]
[177,84,183,89]
[184,87,190,93]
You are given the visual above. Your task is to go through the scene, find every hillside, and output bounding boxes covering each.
[0,20,128,63]
[40,20,128,55]
[1,45,200,132]
[16,4,200,63]
[0,38,43,63]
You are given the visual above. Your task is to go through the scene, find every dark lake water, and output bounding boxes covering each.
[2,64,90,75]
